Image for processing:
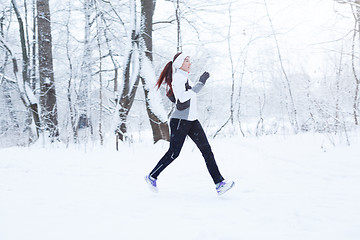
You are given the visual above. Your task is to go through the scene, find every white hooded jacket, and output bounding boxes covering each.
[171,69,205,121]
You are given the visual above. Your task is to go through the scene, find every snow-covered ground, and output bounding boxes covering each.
[1,133,360,240]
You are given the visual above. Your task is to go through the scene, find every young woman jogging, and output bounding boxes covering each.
[145,52,234,196]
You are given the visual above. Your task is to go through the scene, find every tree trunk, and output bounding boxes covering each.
[11,0,40,140]
[335,45,344,131]
[175,0,181,52]
[11,0,29,86]
[140,0,170,143]
[352,1,360,125]
[65,2,77,142]
[95,2,104,145]
[140,75,170,143]
[31,0,37,91]
[116,48,141,142]
[37,0,59,139]
[115,0,140,144]
[76,0,92,139]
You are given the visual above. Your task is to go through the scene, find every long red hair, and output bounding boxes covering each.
[156,52,182,96]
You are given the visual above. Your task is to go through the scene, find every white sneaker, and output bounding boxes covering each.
[144,175,159,193]
[216,180,235,195]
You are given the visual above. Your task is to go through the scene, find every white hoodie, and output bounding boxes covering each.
[171,69,204,121]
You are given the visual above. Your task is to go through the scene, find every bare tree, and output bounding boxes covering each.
[0,35,39,142]
[10,0,40,141]
[115,0,169,146]
[214,1,252,138]
[213,1,235,138]
[335,0,360,125]
[140,0,170,143]
[0,15,20,131]
[264,0,299,133]
[63,1,77,142]
[335,45,344,131]
[94,0,104,145]
[350,0,360,124]
[76,0,93,140]
[37,0,59,139]
[115,0,141,146]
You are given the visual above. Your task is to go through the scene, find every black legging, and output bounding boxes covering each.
[149,118,224,184]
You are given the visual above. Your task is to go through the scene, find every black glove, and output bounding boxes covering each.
[199,72,210,84]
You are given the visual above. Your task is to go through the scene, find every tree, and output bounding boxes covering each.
[115,0,141,145]
[94,0,104,145]
[115,0,169,145]
[335,0,360,125]
[63,1,77,142]
[0,9,19,131]
[263,0,299,133]
[37,0,59,139]
[10,0,40,142]
[350,0,360,125]
[140,0,170,143]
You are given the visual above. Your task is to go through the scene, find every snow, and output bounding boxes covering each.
[1,133,360,240]
[0,74,16,84]
[24,83,38,105]
[140,55,168,122]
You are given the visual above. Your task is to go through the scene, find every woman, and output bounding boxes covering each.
[145,52,234,196]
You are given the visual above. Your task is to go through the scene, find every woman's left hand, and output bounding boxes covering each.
[199,72,210,84]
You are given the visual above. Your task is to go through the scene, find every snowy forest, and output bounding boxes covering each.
[1,1,360,239]
[0,0,359,148]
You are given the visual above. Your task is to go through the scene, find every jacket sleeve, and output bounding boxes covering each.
[172,74,196,102]
[191,82,205,93]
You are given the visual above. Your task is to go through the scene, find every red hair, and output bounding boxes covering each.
[156,52,182,96]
